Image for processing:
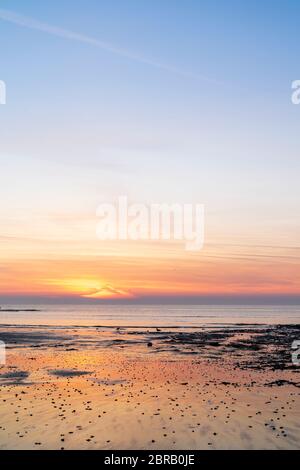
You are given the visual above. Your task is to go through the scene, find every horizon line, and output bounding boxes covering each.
[1,294,300,306]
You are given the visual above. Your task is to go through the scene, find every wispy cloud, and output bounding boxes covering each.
[0,8,217,83]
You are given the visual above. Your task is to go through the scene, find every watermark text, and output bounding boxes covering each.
[0,80,6,105]
[292,340,300,366]
[291,80,300,105]
[0,341,6,365]
[96,197,204,251]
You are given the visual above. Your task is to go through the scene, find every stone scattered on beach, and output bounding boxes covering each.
[0,323,299,449]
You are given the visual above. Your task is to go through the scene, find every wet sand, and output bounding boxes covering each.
[0,323,299,449]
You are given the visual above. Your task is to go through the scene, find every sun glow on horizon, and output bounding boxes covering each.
[43,278,133,299]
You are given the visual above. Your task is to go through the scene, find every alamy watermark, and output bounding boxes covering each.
[291,80,300,105]
[291,340,300,366]
[0,341,6,365]
[96,196,204,251]
[0,80,6,105]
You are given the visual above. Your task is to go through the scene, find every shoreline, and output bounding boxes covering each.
[0,322,299,449]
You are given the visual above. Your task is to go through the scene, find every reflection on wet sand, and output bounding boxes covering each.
[0,324,299,449]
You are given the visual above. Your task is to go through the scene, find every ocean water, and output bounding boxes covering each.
[0,304,300,327]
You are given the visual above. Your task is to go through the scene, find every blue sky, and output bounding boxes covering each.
[0,1,299,301]
[1,0,299,216]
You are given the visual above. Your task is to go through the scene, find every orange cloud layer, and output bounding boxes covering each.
[0,248,299,299]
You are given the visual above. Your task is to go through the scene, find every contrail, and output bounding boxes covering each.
[0,8,218,83]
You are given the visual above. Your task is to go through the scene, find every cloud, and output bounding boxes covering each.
[83,284,133,299]
[0,8,217,83]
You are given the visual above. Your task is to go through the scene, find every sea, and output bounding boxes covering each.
[0,304,300,327]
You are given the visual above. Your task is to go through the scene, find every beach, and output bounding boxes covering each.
[0,306,300,450]
[1,0,299,456]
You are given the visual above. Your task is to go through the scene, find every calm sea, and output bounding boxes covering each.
[0,304,300,327]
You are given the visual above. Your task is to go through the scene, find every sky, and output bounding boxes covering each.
[0,0,300,304]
